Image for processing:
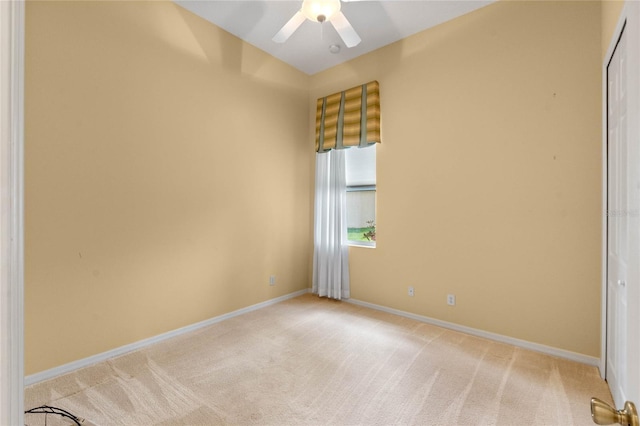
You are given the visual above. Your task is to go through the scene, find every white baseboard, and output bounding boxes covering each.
[25,289,310,386]
[345,298,600,368]
[26,289,599,386]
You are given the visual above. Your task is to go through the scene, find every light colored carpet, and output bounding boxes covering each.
[25,294,612,425]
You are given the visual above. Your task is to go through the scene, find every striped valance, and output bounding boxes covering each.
[315,80,381,152]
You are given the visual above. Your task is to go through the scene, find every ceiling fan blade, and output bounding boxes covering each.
[330,11,361,48]
[273,11,306,43]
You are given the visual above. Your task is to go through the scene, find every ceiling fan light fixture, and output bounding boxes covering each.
[301,0,341,23]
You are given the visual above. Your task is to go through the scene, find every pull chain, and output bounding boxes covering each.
[317,14,327,41]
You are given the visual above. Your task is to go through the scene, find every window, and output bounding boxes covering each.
[345,145,376,247]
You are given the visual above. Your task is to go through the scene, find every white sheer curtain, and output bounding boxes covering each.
[312,149,350,300]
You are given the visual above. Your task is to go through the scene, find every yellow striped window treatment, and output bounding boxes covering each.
[315,80,381,152]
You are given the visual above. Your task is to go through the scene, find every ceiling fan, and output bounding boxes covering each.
[272,0,362,48]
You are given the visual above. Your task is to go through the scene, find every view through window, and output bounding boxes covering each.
[345,145,376,246]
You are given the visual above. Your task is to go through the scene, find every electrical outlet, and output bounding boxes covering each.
[447,294,456,306]
[408,286,414,297]
[269,275,276,286]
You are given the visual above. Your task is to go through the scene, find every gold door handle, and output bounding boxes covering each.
[591,398,639,426]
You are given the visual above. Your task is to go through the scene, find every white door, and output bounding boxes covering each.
[605,1,640,408]
[607,25,629,406]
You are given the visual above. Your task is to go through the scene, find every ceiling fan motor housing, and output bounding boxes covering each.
[273,0,361,49]
[301,0,341,22]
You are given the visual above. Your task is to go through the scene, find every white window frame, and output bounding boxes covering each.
[345,146,376,248]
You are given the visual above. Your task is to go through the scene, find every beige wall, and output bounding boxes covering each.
[25,1,311,374]
[602,0,625,59]
[26,0,608,375]
[310,0,602,356]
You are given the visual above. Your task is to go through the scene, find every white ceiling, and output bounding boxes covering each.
[174,1,494,75]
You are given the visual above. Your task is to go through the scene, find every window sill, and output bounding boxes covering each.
[348,241,376,249]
